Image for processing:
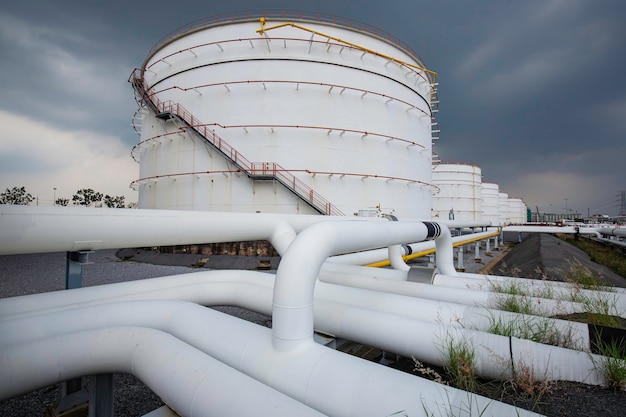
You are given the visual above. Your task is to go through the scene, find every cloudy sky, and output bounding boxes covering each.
[1,0,624,216]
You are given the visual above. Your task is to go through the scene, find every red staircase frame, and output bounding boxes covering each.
[130,71,344,216]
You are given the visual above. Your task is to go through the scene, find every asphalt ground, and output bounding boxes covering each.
[493,233,626,288]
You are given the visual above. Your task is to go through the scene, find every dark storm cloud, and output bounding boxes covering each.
[1,0,624,214]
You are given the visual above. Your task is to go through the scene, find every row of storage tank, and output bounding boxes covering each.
[131,12,527,226]
[432,163,527,225]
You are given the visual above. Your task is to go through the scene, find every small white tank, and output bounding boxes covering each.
[481,182,500,226]
[498,192,510,225]
[431,163,482,221]
[507,197,526,224]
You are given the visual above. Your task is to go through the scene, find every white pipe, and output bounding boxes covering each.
[0,207,607,415]
[0,326,326,417]
[597,236,626,248]
[0,270,275,319]
[502,225,602,235]
[0,205,386,256]
[0,259,601,383]
[0,263,591,359]
[434,272,626,317]
[311,301,604,384]
[438,271,626,294]
[0,301,543,416]
[598,227,626,238]
[388,244,410,271]
[319,263,584,317]
[313,280,590,349]
[329,229,495,267]
[408,220,493,229]
[1,296,602,396]
[271,220,440,350]
[1,280,590,352]
[141,406,179,417]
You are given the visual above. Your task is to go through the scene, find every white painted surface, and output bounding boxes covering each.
[432,163,483,221]
[135,19,435,218]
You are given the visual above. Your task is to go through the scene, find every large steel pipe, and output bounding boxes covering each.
[320,263,584,317]
[329,229,496,267]
[0,270,275,319]
[0,205,384,257]
[0,301,543,417]
[1,299,599,385]
[435,272,626,317]
[0,326,325,416]
[598,228,626,238]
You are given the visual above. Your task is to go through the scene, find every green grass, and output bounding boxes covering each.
[487,280,544,316]
[487,313,578,349]
[558,234,626,278]
[444,338,478,393]
[562,258,623,328]
[593,336,626,391]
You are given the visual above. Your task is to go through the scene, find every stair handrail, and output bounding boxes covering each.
[130,71,344,216]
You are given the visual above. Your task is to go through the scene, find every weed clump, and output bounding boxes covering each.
[593,337,626,391]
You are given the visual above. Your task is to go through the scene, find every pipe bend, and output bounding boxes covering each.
[388,244,410,271]
[272,220,431,350]
[432,223,458,276]
[269,221,297,256]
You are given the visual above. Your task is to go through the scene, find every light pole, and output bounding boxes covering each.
[53,188,57,206]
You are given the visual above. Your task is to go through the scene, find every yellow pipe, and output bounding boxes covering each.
[366,229,501,268]
[256,19,437,83]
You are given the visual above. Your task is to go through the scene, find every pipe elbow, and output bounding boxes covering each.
[269,222,297,256]
[388,244,410,272]
[432,223,458,276]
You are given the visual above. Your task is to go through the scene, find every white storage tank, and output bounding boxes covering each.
[481,182,500,226]
[506,198,525,224]
[498,192,510,225]
[130,11,437,218]
[431,163,482,222]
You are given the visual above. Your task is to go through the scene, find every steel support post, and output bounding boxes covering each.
[62,251,114,417]
[88,374,114,417]
[456,246,464,271]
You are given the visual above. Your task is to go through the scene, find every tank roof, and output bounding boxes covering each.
[146,9,426,68]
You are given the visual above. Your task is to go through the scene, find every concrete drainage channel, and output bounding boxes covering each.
[3,206,624,416]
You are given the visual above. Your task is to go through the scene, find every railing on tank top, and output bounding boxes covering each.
[147,9,424,65]
[131,74,343,216]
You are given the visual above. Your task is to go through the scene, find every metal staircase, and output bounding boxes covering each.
[130,71,343,216]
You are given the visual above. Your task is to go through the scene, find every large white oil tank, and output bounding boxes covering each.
[498,192,510,225]
[481,182,500,226]
[431,163,482,222]
[130,11,437,218]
